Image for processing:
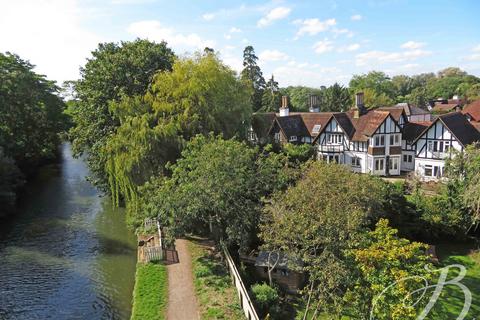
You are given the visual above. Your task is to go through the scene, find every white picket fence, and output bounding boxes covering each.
[142,218,164,262]
[223,246,260,320]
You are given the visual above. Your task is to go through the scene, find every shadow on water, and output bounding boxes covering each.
[0,143,137,320]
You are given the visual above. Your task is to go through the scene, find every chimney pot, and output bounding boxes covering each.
[280,95,290,116]
[355,92,364,107]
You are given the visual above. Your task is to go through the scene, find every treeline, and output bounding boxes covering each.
[0,53,66,216]
[240,46,480,112]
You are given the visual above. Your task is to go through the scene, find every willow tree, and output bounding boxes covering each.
[105,52,251,208]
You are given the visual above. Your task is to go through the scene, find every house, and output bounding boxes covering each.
[430,96,464,114]
[313,93,404,176]
[412,112,480,181]
[253,251,305,293]
[249,94,480,181]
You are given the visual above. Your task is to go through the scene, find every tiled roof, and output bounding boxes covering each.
[346,109,391,141]
[432,102,459,113]
[403,121,431,142]
[275,114,310,138]
[251,112,276,140]
[462,99,480,122]
[439,112,480,146]
[296,112,333,136]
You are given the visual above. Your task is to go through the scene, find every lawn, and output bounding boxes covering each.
[429,242,480,319]
[130,262,168,320]
[188,239,244,320]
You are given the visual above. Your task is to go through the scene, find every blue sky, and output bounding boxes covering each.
[1,0,479,87]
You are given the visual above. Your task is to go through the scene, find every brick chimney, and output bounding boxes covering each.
[353,92,365,119]
[280,95,289,117]
[309,95,320,112]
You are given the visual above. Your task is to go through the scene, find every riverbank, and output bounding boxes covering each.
[131,262,168,320]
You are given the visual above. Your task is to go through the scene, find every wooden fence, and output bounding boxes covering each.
[223,246,260,320]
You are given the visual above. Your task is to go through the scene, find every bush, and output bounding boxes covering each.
[251,283,280,318]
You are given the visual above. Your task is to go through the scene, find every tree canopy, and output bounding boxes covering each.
[70,39,175,189]
[105,52,252,207]
[241,46,266,112]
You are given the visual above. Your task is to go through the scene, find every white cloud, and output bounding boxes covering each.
[229,27,242,33]
[472,44,480,52]
[242,38,249,44]
[466,53,480,61]
[224,34,232,40]
[257,7,291,27]
[332,28,353,38]
[259,49,289,61]
[400,41,426,50]
[355,49,432,66]
[202,13,215,21]
[0,0,101,84]
[313,39,334,54]
[273,64,346,86]
[295,18,336,37]
[127,20,215,50]
[351,14,362,21]
[338,43,360,52]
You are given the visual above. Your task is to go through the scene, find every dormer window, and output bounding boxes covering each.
[312,124,322,135]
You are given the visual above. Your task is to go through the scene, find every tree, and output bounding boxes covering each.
[260,161,387,316]
[345,219,432,320]
[251,283,280,318]
[349,71,396,99]
[445,144,480,232]
[322,83,351,112]
[105,53,252,208]
[280,86,323,112]
[0,52,66,172]
[241,46,266,112]
[261,75,281,112]
[363,87,395,108]
[70,39,175,189]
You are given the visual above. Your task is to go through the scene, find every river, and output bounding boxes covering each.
[0,143,137,320]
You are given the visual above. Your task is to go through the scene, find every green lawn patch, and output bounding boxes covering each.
[188,240,244,320]
[131,262,168,320]
[430,242,480,319]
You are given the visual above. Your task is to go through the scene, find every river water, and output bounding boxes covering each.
[0,143,137,320]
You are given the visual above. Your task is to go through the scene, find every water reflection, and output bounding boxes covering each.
[0,143,137,320]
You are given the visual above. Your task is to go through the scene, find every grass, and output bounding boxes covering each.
[188,240,244,320]
[130,261,168,320]
[430,242,480,319]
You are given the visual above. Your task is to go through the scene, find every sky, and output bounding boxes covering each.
[1,0,479,87]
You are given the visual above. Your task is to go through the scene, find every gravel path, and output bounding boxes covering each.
[166,239,200,320]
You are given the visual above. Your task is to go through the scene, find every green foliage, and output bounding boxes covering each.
[260,161,387,316]
[131,262,168,320]
[349,71,396,99]
[280,86,323,112]
[282,143,314,163]
[345,219,432,320]
[105,53,252,209]
[261,75,281,112]
[70,39,175,190]
[241,46,266,112]
[321,83,351,112]
[251,283,280,318]
[362,87,395,108]
[0,52,66,171]
[445,144,480,232]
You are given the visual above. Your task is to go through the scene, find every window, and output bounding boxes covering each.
[444,141,451,152]
[374,135,385,147]
[425,165,433,176]
[289,136,297,142]
[403,154,407,162]
[274,132,280,142]
[427,141,433,152]
[312,124,322,134]
[280,269,289,276]
[351,156,361,167]
[389,157,399,171]
[390,134,400,146]
[408,155,413,162]
[403,155,413,163]
[328,134,343,144]
[247,130,257,141]
[328,154,340,163]
[375,158,384,171]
